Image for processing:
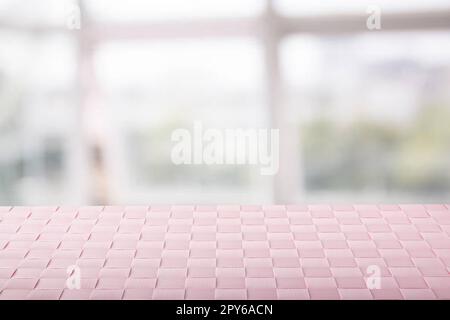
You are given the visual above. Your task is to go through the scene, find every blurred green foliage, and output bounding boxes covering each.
[301,105,450,197]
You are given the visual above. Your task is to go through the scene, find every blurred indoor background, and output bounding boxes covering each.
[0,0,450,205]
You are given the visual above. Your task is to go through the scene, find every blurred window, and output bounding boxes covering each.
[94,39,270,203]
[85,0,264,22]
[1,0,449,204]
[275,0,450,16]
[281,32,450,202]
[0,0,74,27]
[0,29,78,204]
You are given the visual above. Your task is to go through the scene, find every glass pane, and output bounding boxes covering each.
[86,0,264,22]
[276,0,450,16]
[281,31,450,203]
[0,30,79,204]
[93,39,270,203]
[0,0,75,27]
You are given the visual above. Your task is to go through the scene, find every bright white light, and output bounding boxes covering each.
[86,0,264,22]
[276,0,450,16]
[94,39,263,92]
[0,0,74,26]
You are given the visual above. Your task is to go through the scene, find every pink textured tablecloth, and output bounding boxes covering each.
[0,204,449,300]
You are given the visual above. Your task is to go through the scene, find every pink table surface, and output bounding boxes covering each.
[0,204,449,300]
